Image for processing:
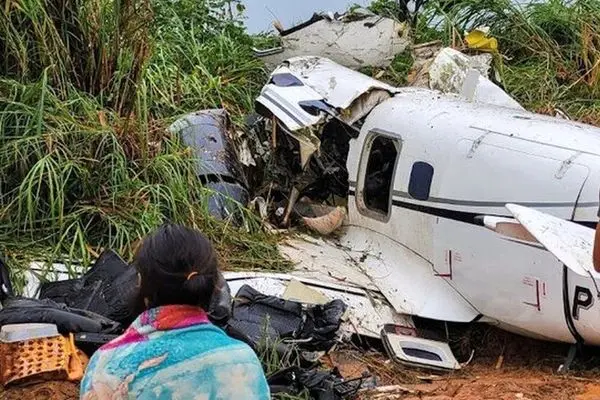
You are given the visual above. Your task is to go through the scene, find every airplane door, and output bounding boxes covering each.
[347,130,480,322]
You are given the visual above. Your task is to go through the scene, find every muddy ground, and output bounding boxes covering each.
[0,381,79,400]
[2,327,600,399]
[330,351,600,400]
[1,366,598,400]
[331,325,600,400]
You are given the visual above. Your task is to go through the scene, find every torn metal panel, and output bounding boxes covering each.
[257,78,325,132]
[277,236,379,291]
[274,231,476,325]
[336,226,480,322]
[428,48,523,110]
[224,272,413,339]
[255,10,411,71]
[283,57,398,111]
[169,109,250,221]
[256,57,398,132]
[170,109,237,178]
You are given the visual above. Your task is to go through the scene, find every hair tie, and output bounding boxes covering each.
[186,271,199,281]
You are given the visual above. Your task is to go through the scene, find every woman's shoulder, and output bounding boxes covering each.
[193,324,261,357]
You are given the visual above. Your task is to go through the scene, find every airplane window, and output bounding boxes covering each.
[408,161,434,201]
[270,73,303,87]
[364,135,398,215]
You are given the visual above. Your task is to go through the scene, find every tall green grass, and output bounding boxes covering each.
[0,0,287,286]
[416,0,600,123]
[366,0,600,124]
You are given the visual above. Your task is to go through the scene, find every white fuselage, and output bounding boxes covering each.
[344,89,600,346]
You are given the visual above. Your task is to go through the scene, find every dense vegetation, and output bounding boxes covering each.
[1,0,599,287]
[0,0,283,283]
[371,0,600,123]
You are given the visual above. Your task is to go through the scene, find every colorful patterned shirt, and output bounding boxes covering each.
[80,305,270,399]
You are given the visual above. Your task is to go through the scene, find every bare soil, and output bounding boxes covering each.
[327,325,600,400]
[2,327,600,399]
[326,350,600,400]
[0,381,79,400]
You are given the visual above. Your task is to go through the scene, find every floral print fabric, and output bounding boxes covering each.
[80,305,270,399]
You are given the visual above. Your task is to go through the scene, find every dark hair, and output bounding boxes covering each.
[134,223,219,310]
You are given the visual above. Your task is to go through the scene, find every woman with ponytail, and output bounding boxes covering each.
[80,223,270,399]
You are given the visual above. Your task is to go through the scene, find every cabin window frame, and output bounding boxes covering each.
[355,129,402,223]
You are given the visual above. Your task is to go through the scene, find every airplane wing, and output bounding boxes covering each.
[488,203,597,277]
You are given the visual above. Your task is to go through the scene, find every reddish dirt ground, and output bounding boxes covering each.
[329,352,600,400]
[1,361,600,400]
[3,328,600,399]
[325,324,600,400]
[0,381,79,400]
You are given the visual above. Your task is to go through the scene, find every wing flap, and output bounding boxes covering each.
[505,203,596,277]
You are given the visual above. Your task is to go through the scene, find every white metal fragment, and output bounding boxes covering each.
[428,48,523,110]
[506,203,598,277]
[256,11,411,71]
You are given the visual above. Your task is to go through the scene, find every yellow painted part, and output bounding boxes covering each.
[465,30,498,52]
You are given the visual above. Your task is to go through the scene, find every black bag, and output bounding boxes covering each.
[39,250,139,326]
[0,254,13,303]
[0,297,121,334]
[226,284,347,352]
[267,367,363,400]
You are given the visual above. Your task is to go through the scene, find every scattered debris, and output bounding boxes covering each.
[225,273,391,340]
[0,325,88,387]
[407,43,522,111]
[381,324,461,371]
[169,109,249,222]
[464,27,498,52]
[225,241,415,340]
[428,47,523,109]
[4,21,600,398]
[268,366,365,400]
[253,9,411,71]
[408,40,443,87]
[253,53,600,356]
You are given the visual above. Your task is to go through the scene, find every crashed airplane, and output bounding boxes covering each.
[254,55,600,355]
[9,54,600,374]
